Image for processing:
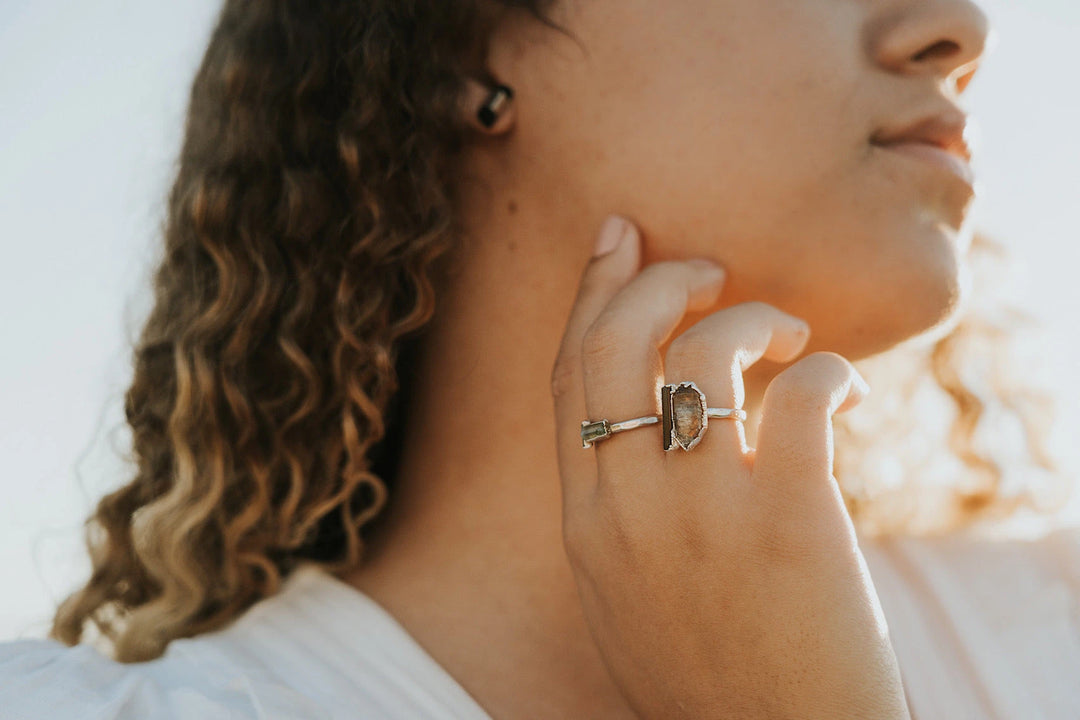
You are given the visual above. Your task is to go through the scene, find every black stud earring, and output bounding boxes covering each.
[477,84,514,129]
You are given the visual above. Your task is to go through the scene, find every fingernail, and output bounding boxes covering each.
[854,370,871,397]
[594,215,630,258]
[687,259,726,288]
[792,320,811,345]
[785,320,811,360]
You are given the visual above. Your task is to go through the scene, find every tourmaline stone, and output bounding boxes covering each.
[662,381,708,451]
[580,419,611,448]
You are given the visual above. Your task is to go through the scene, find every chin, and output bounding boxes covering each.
[879,257,970,356]
[825,249,969,361]
[910,255,973,347]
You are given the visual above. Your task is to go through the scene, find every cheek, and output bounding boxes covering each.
[545,0,863,217]
[533,1,966,345]
[584,16,868,254]
[622,77,869,276]
[756,156,969,352]
[633,110,967,349]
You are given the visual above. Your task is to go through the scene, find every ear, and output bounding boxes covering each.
[461,77,516,135]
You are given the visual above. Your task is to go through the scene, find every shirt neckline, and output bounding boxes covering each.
[273,562,493,718]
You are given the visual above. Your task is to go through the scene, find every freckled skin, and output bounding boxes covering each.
[473,0,986,362]
[347,3,991,718]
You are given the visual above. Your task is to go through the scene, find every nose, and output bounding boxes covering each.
[868,0,991,94]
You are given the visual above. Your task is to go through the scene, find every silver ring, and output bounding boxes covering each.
[580,381,745,451]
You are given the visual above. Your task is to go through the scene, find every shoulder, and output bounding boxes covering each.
[0,636,332,720]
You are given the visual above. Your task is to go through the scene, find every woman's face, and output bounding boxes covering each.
[491,0,990,359]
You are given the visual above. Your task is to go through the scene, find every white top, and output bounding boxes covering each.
[2,524,1079,720]
[0,564,492,720]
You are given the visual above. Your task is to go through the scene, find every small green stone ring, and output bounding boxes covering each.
[580,381,747,451]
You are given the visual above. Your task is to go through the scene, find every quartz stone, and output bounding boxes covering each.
[664,382,708,450]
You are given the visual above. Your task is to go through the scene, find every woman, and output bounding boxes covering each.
[2,0,1078,717]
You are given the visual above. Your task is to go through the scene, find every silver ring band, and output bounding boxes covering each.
[581,380,746,452]
[578,408,747,446]
[580,407,746,448]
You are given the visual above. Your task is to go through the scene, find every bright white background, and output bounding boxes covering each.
[2,0,1078,640]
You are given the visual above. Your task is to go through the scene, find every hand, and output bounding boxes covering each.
[550,215,910,719]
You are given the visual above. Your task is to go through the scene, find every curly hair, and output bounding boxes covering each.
[50,0,1074,662]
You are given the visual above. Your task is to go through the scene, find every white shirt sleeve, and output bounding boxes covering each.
[860,522,1080,719]
[0,637,331,720]
[0,564,495,720]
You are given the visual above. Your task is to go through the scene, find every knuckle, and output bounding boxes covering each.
[768,351,852,413]
[581,316,625,366]
[667,340,733,378]
[666,301,785,363]
[666,338,707,369]
[550,356,579,400]
[668,324,733,361]
[767,381,829,417]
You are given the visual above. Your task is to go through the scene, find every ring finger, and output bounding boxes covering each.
[662,301,811,468]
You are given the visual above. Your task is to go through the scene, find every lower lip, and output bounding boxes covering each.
[875,141,975,186]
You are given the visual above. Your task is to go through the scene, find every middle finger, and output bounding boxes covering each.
[662,301,811,467]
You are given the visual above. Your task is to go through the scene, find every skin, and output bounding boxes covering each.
[341,0,990,717]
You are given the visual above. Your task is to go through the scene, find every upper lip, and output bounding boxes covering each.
[871,110,973,164]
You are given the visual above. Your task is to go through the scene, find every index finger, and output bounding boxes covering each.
[551,215,643,509]
[551,216,727,502]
